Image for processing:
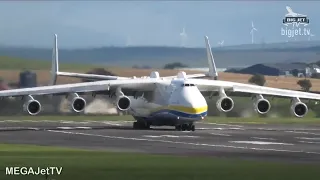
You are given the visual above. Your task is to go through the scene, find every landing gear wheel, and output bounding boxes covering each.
[181,124,188,131]
[190,124,195,131]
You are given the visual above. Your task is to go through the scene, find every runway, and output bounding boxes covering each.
[0,119,320,163]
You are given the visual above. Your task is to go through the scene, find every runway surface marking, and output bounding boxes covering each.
[0,126,94,131]
[198,127,245,131]
[209,132,231,137]
[251,137,276,140]
[295,137,320,140]
[229,141,294,145]
[142,135,199,138]
[56,127,75,130]
[102,122,123,126]
[47,130,320,155]
[197,122,244,127]
[298,141,320,144]
[285,131,320,136]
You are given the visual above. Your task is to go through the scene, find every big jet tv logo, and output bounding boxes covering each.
[281,6,311,38]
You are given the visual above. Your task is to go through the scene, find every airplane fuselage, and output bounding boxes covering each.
[125,79,208,126]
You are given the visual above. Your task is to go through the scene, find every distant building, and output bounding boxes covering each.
[237,63,309,76]
[306,64,320,77]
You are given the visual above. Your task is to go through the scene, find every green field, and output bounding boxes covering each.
[0,144,318,180]
[1,115,320,124]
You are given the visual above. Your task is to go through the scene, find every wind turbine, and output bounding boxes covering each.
[308,33,315,41]
[218,40,224,47]
[250,21,258,44]
[179,27,188,47]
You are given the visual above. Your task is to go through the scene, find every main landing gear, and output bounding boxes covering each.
[175,124,195,131]
[133,121,150,129]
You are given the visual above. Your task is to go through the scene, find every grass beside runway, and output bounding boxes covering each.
[0,144,318,180]
[0,115,320,124]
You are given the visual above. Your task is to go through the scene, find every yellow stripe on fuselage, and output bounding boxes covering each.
[151,105,208,114]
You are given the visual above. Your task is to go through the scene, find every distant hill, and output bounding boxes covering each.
[0,41,320,69]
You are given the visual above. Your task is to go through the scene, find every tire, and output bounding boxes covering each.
[191,125,195,131]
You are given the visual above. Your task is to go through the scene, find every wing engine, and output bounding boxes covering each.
[113,87,131,111]
[216,88,234,112]
[290,97,308,118]
[23,95,41,115]
[252,95,271,114]
[69,93,86,113]
[116,96,131,111]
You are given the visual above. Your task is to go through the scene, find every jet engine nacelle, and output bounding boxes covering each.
[71,97,86,112]
[23,95,41,115]
[290,97,308,118]
[253,95,271,114]
[116,96,131,111]
[216,96,234,112]
[68,93,86,113]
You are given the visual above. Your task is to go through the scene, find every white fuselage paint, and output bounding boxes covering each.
[118,78,208,126]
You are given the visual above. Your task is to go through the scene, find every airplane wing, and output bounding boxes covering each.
[0,78,160,98]
[189,79,320,100]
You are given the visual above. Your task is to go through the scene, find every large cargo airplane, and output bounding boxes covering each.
[1,34,320,131]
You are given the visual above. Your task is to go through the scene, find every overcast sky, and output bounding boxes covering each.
[0,1,319,48]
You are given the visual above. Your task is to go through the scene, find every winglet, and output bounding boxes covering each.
[204,36,218,80]
[49,34,59,85]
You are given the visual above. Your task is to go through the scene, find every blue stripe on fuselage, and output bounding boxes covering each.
[150,109,207,119]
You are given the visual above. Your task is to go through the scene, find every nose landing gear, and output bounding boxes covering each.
[175,123,195,131]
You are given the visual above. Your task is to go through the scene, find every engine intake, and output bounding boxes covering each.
[291,101,308,118]
[117,96,131,111]
[71,97,86,112]
[24,99,41,115]
[253,95,271,114]
[216,96,234,112]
